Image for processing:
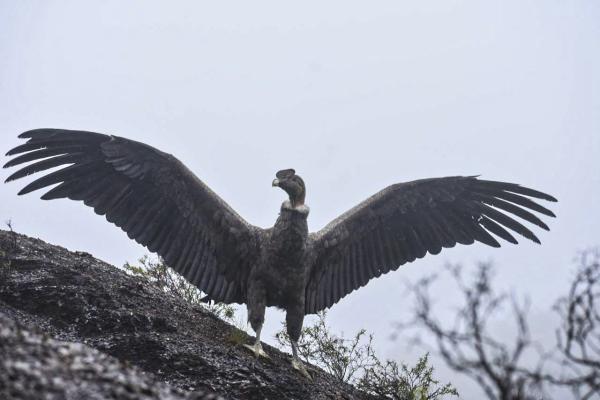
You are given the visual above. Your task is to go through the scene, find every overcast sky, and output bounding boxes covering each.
[1,1,599,397]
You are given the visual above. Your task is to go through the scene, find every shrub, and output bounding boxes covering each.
[123,255,235,322]
[275,311,457,399]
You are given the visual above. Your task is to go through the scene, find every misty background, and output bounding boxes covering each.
[1,2,599,397]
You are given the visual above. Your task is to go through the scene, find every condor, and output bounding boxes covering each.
[4,129,557,378]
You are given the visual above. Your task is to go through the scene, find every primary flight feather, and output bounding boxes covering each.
[4,129,557,377]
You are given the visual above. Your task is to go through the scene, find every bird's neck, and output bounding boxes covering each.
[281,200,310,215]
[289,193,305,209]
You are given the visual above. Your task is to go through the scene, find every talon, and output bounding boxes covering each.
[243,342,270,359]
[292,358,312,380]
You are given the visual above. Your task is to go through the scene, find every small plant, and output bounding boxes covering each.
[5,220,17,250]
[124,255,236,322]
[358,354,458,400]
[275,311,375,383]
[1,219,18,253]
[227,327,249,346]
[275,312,455,398]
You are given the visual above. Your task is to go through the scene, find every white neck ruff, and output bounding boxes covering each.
[282,200,310,215]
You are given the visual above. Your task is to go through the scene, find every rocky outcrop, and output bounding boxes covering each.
[0,313,221,400]
[0,230,371,400]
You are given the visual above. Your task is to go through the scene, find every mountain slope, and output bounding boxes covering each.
[0,229,371,400]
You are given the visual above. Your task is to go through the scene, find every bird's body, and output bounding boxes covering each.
[247,201,313,359]
[4,129,558,378]
[258,202,311,310]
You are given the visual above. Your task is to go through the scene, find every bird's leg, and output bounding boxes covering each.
[244,287,269,359]
[287,307,311,379]
[243,323,269,359]
[291,340,312,380]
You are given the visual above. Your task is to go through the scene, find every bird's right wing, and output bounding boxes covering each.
[305,176,557,314]
[4,129,264,304]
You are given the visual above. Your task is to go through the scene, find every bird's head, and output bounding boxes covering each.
[272,169,306,208]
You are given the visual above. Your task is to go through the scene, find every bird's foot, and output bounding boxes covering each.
[243,342,270,359]
[292,358,312,380]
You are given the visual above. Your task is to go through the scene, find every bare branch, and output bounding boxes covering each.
[397,263,550,400]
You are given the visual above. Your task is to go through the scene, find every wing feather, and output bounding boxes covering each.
[479,216,518,244]
[305,176,556,314]
[4,129,263,304]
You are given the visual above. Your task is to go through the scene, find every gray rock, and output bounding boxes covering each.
[0,230,372,399]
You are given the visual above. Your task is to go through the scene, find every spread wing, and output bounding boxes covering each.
[4,129,263,304]
[305,176,557,314]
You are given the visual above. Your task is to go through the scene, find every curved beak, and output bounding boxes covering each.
[272,178,280,187]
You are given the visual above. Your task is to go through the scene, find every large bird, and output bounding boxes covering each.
[4,129,557,378]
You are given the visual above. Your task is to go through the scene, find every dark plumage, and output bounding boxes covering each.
[4,129,557,377]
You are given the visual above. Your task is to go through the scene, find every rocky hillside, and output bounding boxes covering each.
[0,230,373,400]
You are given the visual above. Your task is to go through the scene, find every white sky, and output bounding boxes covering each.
[1,2,599,398]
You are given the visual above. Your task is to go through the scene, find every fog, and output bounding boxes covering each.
[1,2,599,397]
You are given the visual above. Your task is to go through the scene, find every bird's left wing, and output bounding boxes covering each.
[305,176,557,314]
[4,129,264,304]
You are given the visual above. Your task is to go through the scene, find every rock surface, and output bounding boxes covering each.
[0,313,221,400]
[0,230,372,400]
